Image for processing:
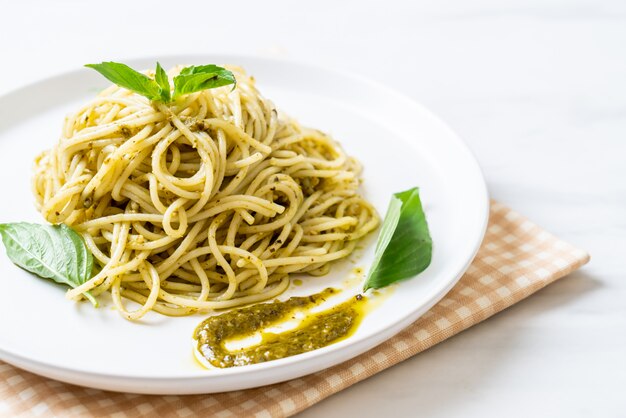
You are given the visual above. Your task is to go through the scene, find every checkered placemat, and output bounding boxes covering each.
[0,201,589,417]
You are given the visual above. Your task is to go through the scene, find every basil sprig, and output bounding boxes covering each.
[85,61,236,103]
[364,187,432,291]
[0,223,97,306]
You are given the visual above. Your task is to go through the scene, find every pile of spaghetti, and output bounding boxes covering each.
[32,66,379,320]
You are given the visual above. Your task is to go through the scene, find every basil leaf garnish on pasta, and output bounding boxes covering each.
[364,187,432,291]
[85,62,164,102]
[0,223,97,306]
[85,61,236,103]
[154,62,171,103]
[172,64,237,99]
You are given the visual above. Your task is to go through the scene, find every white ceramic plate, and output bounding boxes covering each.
[0,55,488,394]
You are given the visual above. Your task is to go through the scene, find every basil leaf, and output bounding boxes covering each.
[173,64,236,99]
[85,62,162,101]
[0,223,97,306]
[363,187,432,291]
[154,62,171,103]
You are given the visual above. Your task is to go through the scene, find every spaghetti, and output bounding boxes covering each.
[32,66,379,320]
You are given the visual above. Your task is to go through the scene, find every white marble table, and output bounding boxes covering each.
[1,0,624,416]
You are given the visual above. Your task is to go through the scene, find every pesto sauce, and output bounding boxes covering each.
[194,288,366,368]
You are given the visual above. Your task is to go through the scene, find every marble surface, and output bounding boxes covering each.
[1,0,624,416]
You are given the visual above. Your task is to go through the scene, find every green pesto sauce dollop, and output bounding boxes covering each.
[194,288,366,368]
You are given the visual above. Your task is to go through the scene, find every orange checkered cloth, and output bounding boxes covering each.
[0,202,589,417]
